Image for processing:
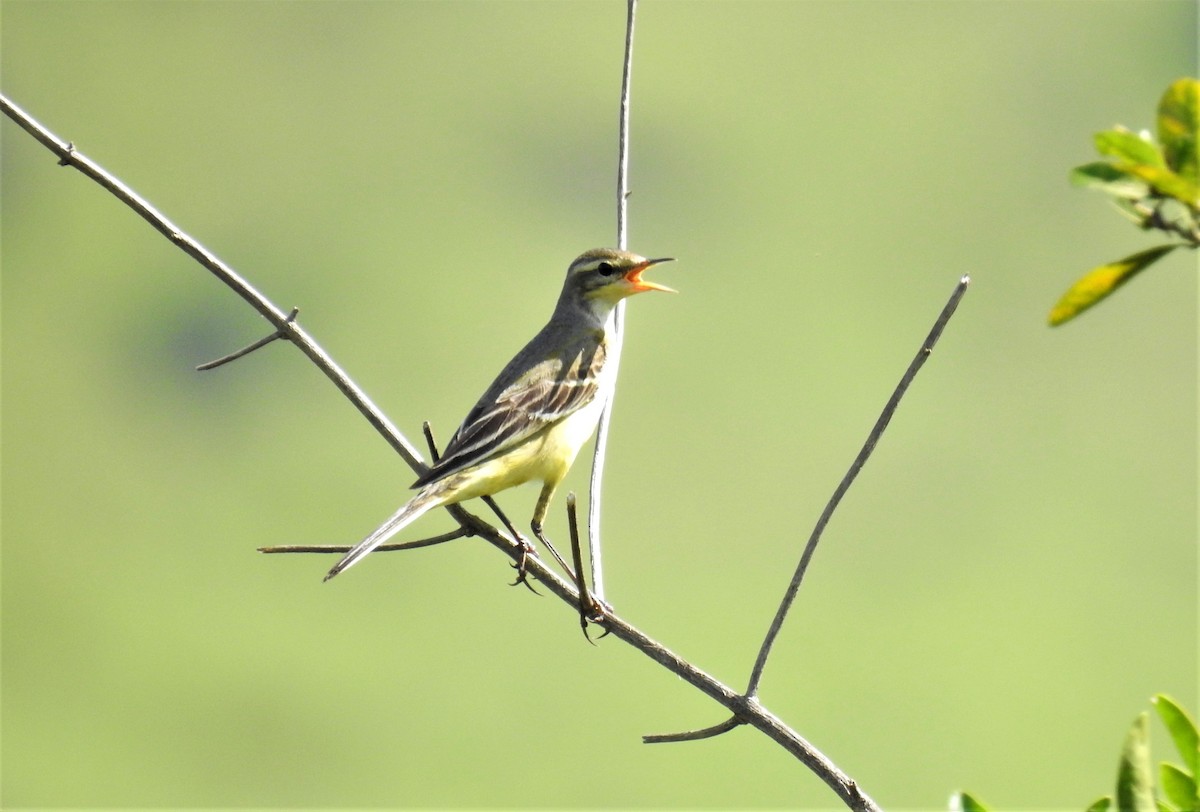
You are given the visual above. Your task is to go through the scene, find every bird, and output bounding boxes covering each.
[323,247,675,581]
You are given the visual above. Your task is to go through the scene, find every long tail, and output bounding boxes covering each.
[323,486,446,581]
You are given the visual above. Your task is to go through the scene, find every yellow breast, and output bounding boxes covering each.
[437,395,606,505]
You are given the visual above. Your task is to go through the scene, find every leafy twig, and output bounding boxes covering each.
[1050,77,1199,325]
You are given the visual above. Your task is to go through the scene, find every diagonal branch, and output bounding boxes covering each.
[1,91,883,812]
[648,273,971,744]
[0,94,428,476]
[745,273,972,698]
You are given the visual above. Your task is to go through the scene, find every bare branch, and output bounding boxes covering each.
[644,716,743,743]
[744,274,972,699]
[587,0,640,604]
[0,94,428,476]
[2,90,884,812]
[596,619,877,810]
[615,0,636,247]
[258,529,468,555]
[197,307,299,370]
[649,275,972,746]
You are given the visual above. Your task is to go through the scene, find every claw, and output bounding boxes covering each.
[576,596,612,643]
[508,538,541,594]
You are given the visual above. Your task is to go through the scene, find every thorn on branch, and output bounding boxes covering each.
[644,715,744,744]
[57,141,75,167]
[196,306,300,371]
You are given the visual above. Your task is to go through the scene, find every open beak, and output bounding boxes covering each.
[625,257,677,293]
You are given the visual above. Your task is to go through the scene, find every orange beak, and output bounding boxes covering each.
[625,257,676,293]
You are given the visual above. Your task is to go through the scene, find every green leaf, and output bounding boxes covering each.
[1153,694,1200,777]
[1070,162,1150,199]
[951,790,991,812]
[1048,245,1180,325]
[1086,796,1113,812]
[1116,712,1157,812]
[1158,77,1200,185]
[1096,128,1167,168]
[1160,762,1197,810]
[1116,162,1200,206]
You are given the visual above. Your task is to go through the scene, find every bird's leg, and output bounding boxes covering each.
[483,495,539,593]
[531,519,577,583]
[565,493,607,643]
[529,483,577,581]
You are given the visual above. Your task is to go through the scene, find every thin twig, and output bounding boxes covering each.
[196,308,300,370]
[644,716,742,743]
[2,91,884,812]
[0,95,429,476]
[745,273,971,698]
[587,0,639,605]
[652,275,971,744]
[259,529,468,555]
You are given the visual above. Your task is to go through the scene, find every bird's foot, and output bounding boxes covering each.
[586,595,613,619]
[580,595,613,641]
[509,536,541,594]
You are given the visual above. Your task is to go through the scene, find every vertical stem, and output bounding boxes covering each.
[587,0,637,603]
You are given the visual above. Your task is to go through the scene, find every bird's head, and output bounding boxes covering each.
[563,248,676,309]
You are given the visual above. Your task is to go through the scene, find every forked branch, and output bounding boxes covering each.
[0,95,428,477]
[647,274,971,744]
[1,87,897,811]
[747,275,972,697]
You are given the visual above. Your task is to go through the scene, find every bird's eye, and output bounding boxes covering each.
[596,261,617,276]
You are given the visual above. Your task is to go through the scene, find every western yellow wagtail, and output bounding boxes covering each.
[324,248,674,581]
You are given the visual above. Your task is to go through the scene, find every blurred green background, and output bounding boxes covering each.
[2,1,1195,809]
